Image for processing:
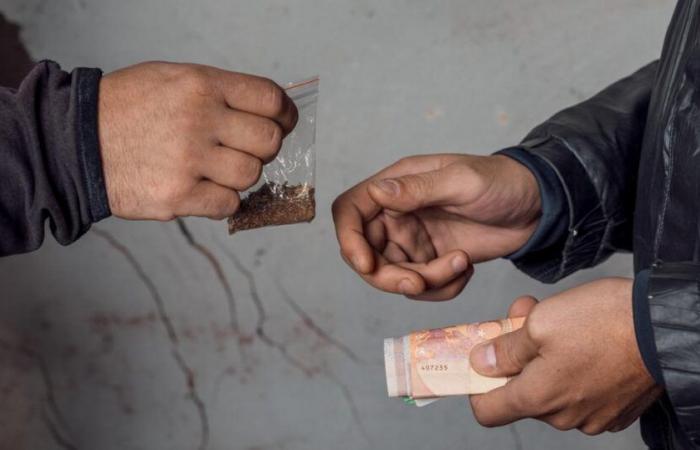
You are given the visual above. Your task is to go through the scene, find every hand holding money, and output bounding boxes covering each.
[466,281,661,436]
[384,317,525,406]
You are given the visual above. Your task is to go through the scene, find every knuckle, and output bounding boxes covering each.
[164,187,188,211]
[444,281,466,299]
[549,416,577,432]
[153,209,176,221]
[259,122,283,156]
[210,194,239,220]
[331,196,348,217]
[177,110,206,135]
[472,408,497,428]
[414,174,434,195]
[395,156,417,169]
[569,390,587,408]
[499,338,523,372]
[161,176,196,207]
[259,81,285,115]
[179,66,213,98]
[227,192,241,214]
[241,158,263,186]
[396,173,432,204]
[176,146,201,175]
[510,388,534,413]
[580,422,605,436]
[524,308,548,344]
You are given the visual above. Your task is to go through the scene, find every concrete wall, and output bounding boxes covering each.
[0,0,675,449]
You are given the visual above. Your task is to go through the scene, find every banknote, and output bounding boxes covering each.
[384,317,525,406]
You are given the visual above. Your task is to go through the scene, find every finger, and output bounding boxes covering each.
[199,146,262,190]
[398,250,471,288]
[176,181,240,220]
[364,218,387,253]
[508,296,539,318]
[332,193,381,274]
[217,110,283,162]
[409,270,472,302]
[358,255,426,296]
[470,377,530,427]
[384,241,409,263]
[332,155,459,274]
[608,416,638,433]
[215,71,298,133]
[381,213,437,263]
[470,327,539,377]
[367,168,464,213]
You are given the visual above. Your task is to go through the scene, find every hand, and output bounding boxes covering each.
[332,154,541,300]
[98,62,298,221]
[469,278,663,435]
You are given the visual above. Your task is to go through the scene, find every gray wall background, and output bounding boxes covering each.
[0,0,675,449]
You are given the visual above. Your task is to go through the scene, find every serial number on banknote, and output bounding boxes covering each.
[419,364,449,371]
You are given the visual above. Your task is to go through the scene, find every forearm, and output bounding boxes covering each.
[0,61,110,256]
[500,62,658,282]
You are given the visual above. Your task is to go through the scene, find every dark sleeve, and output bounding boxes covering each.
[644,262,700,446]
[496,147,570,260]
[507,61,658,283]
[0,60,110,256]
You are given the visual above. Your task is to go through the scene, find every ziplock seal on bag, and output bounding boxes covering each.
[228,76,319,234]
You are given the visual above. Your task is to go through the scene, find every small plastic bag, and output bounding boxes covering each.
[228,76,319,234]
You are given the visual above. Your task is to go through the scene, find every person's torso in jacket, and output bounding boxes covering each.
[635,1,700,448]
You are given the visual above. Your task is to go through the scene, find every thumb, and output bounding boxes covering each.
[368,169,461,213]
[508,295,539,318]
[470,326,538,378]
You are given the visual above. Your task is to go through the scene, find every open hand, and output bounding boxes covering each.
[469,278,663,435]
[332,154,542,300]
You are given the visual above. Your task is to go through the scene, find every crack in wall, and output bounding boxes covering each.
[37,355,78,450]
[42,407,78,450]
[509,423,523,450]
[217,242,317,374]
[217,244,369,442]
[175,219,239,334]
[322,369,370,444]
[274,280,363,364]
[93,228,210,450]
[0,337,77,449]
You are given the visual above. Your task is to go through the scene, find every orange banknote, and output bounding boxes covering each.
[384,318,525,406]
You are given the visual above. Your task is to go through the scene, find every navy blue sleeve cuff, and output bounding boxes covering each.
[495,147,569,260]
[633,269,664,385]
[74,67,111,222]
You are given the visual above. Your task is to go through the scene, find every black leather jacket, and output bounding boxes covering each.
[512,1,700,448]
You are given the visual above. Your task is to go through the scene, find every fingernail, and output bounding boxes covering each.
[351,255,363,271]
[451,255,468,273]
[398,278,414,294]
[374,179,400,197]
[472,344,497,370]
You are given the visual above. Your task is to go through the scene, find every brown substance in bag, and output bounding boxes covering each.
[228,183,316,234]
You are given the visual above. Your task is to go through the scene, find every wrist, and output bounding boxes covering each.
[495,148,569,258]
[491,154,542,227]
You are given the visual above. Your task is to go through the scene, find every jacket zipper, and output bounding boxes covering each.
[653,0,694,260]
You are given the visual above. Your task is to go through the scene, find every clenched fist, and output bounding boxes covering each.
[469,279,662,435]
[98,62,298,221]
